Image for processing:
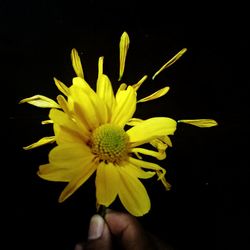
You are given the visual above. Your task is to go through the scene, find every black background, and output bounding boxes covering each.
[2,1,249,250]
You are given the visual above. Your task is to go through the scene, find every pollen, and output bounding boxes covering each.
[91,124,129,163]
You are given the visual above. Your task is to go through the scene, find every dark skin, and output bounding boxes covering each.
[75,210,173,250]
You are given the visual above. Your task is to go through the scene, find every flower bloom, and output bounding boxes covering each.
[20,32,217,216]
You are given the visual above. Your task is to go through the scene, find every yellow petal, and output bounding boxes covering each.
[131,147,166,160]
[121,161,156,179]
[38,163,74,182]
[178,119,218,127]
[59,158,97,202]
[152,48,187,80]
[132,75,148,91]
[96,74,116,119]
[119,31,130,81]
[71,48,84,78]
[56,95,70,116]
[126,118,143,126]
[127,117,177,146]
[137,86,170,103]
[111,85,136,128]
[70,77,108,128]
[96,162,119,207]
[97,56,104,77]
[41,120,53,124]
[49,109,89,142]
[23,136,55,150]
[118,166,150,216]
[128,157,171,190]
[53,77,69,96]
[19,95,60,108]
[39,143,94,184]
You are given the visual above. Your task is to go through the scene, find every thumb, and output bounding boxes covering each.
[105,211,153,250]
[82,214,112,250]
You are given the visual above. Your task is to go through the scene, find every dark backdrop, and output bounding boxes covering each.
[2,1,249,250]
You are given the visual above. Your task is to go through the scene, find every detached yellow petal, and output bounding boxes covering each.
[96,162,119,207]
[178,119,218,127]
[127,117,177,146]
[152,48,187,80]
[23,136,55,150]
[71,48,84,78]
[19,95,60,108]
[137,86,170,103]
[119,31,130,81]
[118,166,150,216]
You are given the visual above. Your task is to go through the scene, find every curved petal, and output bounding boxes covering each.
[53,77,69,96]
[129,157,171,190]
[96,74,116,120]
[137,86,170,103]
[178,119,218,127]
[111,86,136,127]
[38,143,94,182]
[131,147,166,160]
[127,117,177,147]
[71,48,84,78]
[59,159,98,202]
[152,48,187,80]
[119,31,130,81]
[96,162,119,207]
[19,95,60,108]
[23,136,55,150]
[118,166,150,216]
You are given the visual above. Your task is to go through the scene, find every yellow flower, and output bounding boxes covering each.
[20,31,217,216]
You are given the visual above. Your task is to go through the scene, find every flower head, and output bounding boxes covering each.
[20,32,217,216]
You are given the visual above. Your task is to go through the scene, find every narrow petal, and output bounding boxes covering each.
[111,85,136,127]
[137,86,170,103]
[71,48,84,78]
[127,117,177,146]
[96,74,116,119]
[19,95,60,108]
[131,147,166,160]
[178,119,218,127]
[53,77,69,96]
[96,162,119,207]
[41,120,53,124]
[59,159,97,202]
[128,157,171,190]
[119,31,130,81]
[23,136,55,150]
[118,166,150,216]
[97,56,104,77]
[152,48,187,80]
[132,75,148,91]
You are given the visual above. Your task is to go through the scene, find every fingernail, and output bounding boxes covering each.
[88,214,104,240]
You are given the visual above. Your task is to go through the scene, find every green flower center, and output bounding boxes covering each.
[91,124,129,163]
